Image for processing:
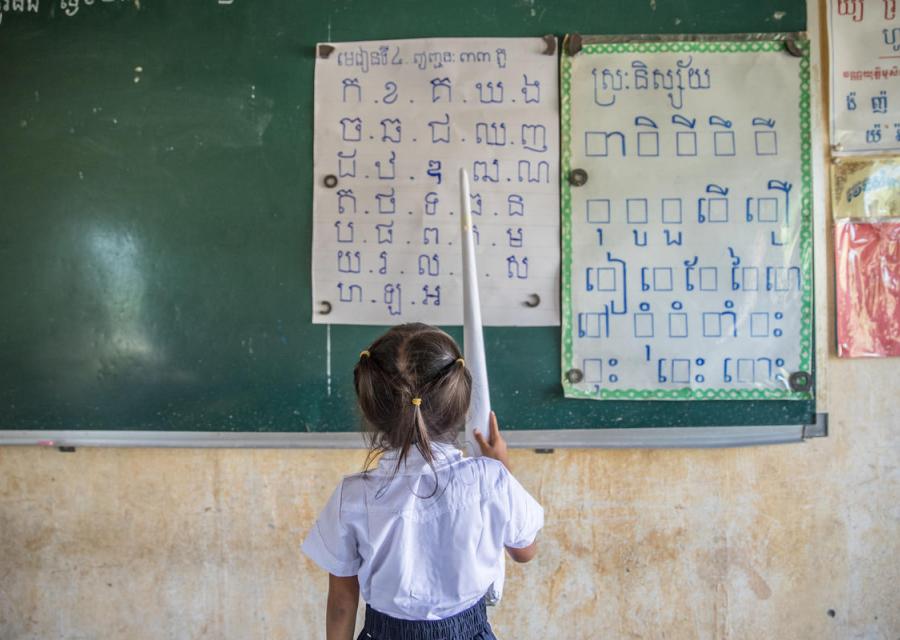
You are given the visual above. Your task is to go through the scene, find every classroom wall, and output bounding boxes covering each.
[0,354,898,639]
[2,1,898,637]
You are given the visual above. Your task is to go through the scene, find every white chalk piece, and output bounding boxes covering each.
[461,167,502,607]
[460,168,490,458]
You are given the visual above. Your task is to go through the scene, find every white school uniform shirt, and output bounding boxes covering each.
[301,441,544,621]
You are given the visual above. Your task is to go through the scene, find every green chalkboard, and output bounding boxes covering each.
[0,0,812,432]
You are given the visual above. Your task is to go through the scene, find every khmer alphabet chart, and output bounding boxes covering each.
[561,36,814,400]
[828,0,900,153]
[311,38,560,326]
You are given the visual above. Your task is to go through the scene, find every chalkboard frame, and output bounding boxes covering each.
[0,0,820,440]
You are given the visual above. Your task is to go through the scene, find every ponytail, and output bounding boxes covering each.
[411,396,433,465]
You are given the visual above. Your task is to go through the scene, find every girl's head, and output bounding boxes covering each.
[354,323,472,469]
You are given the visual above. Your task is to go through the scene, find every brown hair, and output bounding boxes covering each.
[354,323,472,475]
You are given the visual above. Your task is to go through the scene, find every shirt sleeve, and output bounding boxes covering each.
[502,469,544,549]
[301,480,362,577]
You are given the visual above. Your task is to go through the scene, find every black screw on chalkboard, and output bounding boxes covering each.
[789,371,812,392]
[323,174,339,188]
[524,293,541,308]
[784,38,803,57]
[565,369,583,384]
[542,35,556,56]
[565,33,583,57]
[319,301,333,315]
[568,169,588,187]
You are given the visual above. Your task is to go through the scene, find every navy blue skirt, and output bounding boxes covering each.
[357,597,497,640]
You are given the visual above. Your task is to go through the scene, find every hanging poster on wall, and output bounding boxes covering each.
[827,0,900,154]
[311,37,560,326]
[561,35,813,400]
[834,220,900,357]
[831,155,900,357]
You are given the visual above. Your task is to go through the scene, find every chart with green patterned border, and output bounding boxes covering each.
[561,38,813,401]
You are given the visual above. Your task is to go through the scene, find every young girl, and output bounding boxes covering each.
[302,323,543,640]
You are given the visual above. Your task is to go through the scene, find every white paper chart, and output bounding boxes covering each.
[312,37,560,326]
[561,37,814,401]
[827,0,900,153]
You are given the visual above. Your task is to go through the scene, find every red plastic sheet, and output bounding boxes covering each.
[835,220,900,357]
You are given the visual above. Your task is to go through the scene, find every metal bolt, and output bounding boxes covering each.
[569,168,588,186]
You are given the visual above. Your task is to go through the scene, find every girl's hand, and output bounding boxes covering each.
[474,411,510,470]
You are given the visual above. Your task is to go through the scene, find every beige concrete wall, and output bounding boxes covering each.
[1,354,898,639]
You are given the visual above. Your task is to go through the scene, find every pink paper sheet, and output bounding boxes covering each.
[835,220,900,358]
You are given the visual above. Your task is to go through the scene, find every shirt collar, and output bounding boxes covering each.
[376,440,462,475]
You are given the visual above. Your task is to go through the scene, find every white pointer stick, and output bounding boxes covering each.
[460,168,491,457]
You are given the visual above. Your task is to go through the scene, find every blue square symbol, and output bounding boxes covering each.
[633,313,654,338]
[758,198,778,223]
[586,199,611,224]
[671,359,691,383]
[668,313,688,338]
[742,267,759,291]
[637,131,660,157]
[750,313,770,337]
[653,267,673,291]
[737,359,755,383]
[755,131,777,156]
[596,268,617,291]
[708,198,728,222]
[702,312,722,337]
[626,198,648,224]
[714,131,735,156]
[661,198,682,224]
[676,131,697,156]
[583,358,604,382]
[699,267,718,291]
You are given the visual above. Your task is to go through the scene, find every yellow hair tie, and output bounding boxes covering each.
[456,358,465,366]
[411,398,422,407]
[359,350,370,359]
